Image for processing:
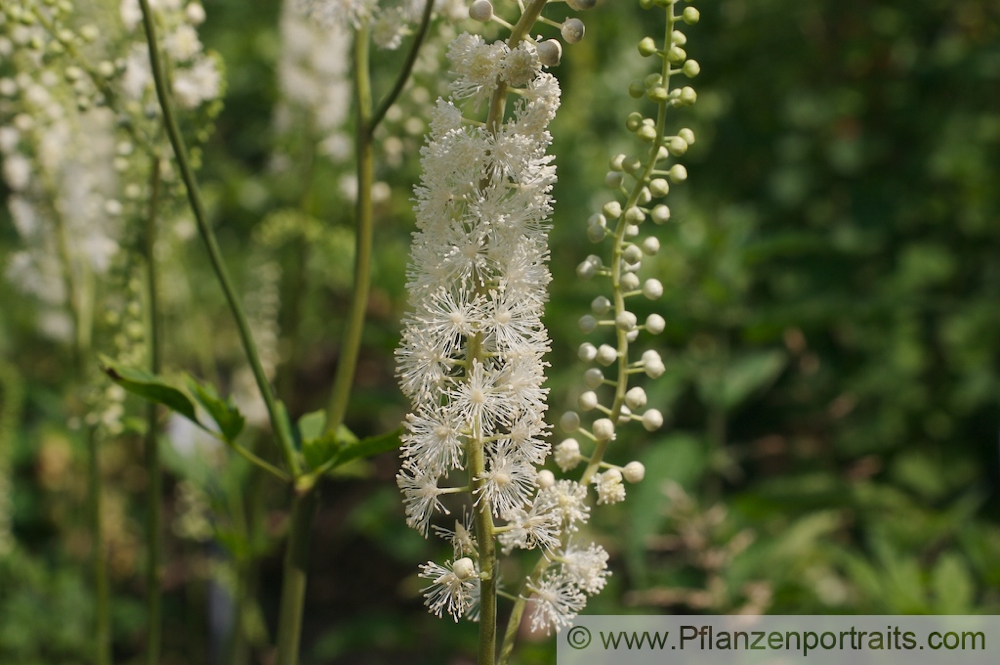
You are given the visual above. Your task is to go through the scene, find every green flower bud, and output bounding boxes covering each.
[678,86,697,105]
[672,30,687,46]
[637,125,657,142]
[621,155,642,173]
[683,59,701,77]
[649,178,670,197]
[648,86,668,102]
[628,80,646,98]
[638,37,658,57]
[668,164,688,182]
[651,204,671,224]
[668,136,688,155]
[683,7,701,25]
[679,128,696,144]
[605,171,624,188]
[625,111,644,132]
[667,46,686,64]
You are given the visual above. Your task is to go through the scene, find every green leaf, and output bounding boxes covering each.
[186,376,245,442]
[99,354,199,424]
[931,553,974,614]
[302,426,401,474]
[334,428,400,466]
[302,429,341,471]
[296,410,327,443]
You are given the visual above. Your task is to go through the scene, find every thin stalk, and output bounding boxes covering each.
[143,156,164,665]
[324,25,374,437]
[136,0,300,476]
[87,424,111,665]
[465,335,497,665]
[370,0,435,132]
[274,489,318,665]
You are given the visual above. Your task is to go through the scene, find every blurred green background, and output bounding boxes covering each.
[1,0,999,663]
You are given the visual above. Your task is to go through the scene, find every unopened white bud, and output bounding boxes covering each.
[622,461,646,483]
[679,86,697,105]
[591,296,611,315]
[623,244,643,264]
[615,311,638,331]
[609,154,626,171]
[587,224,607,243]
[469,0,494,21]
[683,59,701,78]
[577,258,598,279]
[651,205,671,224]
[537,469,556,488]
[625,386,648,410]
[645,313,666,334]
[668,136,689,156]
[605,170,624,188]
[668,164,688,182]
[579,342,597,362]
[584,367,604,388]
[679,127,696,144]
[649,178,670,197]
[538,39,562,67]
[593,418,616,441]
[603,200,622,219]
[621,272,641,291]
[641,409,664,431]
[578,314,598,333]
[682,7,701,24]
[561,18,585,44]
[567,0,597,9]
[596,344,618,366]
[560,411,581,432]
[626,329,639,342]
[186,3,207,24]
[579,391,599,411]
[643,279,664,299]
[624,206,646,224]
[453,557,476,580]
[672,30,687,46]
[641,237,661,255]
[625,224,640,238]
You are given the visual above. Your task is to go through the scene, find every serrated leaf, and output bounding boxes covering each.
[186,376,245,442]
[99,354,199,424]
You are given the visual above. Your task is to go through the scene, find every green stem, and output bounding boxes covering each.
[274,489,318,665]
[369,0,435,132]
[137,0,300,476]
[465,335,497,665]
[324,26,374,437]
[88,425,111,665]
[143,156,164,665]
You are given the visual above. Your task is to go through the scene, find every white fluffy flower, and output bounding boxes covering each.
[419,558,479,621]
[527,573,586,634]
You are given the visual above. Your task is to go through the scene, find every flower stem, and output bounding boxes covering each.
[274,489,318,665]
[143,155,164,665]
[136,0,300,476]
[87,424,111,665]
[325,25,374,437]
[370,0,436,133]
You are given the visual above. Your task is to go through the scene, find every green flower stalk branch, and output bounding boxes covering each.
[496,5,702,660]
